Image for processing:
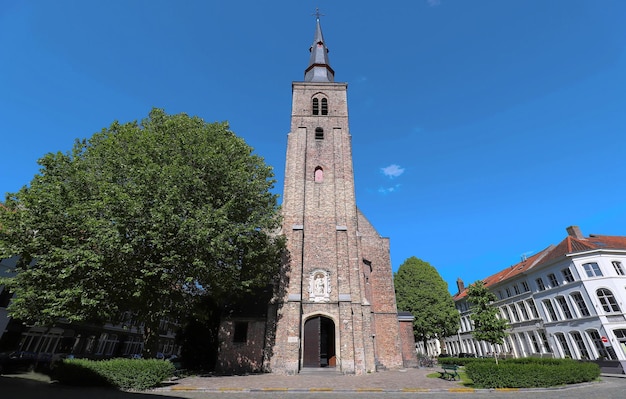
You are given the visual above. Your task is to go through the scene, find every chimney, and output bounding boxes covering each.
[456,277,465,294]
[566,225,584,239]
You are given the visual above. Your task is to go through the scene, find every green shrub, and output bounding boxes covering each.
[51,358,175,390]
[465,358,600,388]
[438,357,489,367]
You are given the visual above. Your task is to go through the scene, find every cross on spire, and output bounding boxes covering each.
[312,7,325,20]
[305,7,334,82]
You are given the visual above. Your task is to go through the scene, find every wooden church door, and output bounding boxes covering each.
[303,316,336,368]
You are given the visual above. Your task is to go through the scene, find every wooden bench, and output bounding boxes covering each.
[439,364,460,380]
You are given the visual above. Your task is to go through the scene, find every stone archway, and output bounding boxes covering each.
[303,315,336,368]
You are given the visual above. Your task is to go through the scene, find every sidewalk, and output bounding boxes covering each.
[156,367,473,393]
[154,368,623,394]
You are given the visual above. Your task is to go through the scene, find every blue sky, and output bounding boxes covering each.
[2,1,626,294]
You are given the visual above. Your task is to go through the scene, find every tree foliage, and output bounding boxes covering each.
[394,257,459,352]
[0,108,285,356]
[466,280,508,363]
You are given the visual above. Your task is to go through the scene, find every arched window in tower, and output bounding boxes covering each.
[314,166,323,182]
[321,98,328,115]
[312,98,319,115]
[315,127,324,140]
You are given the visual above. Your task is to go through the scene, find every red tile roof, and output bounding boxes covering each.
[453,231,626,300]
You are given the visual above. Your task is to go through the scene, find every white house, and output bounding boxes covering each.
[445,226,626,373]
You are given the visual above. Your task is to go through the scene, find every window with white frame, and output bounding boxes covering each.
[526,299,540,319]
[562,267,575,283]
[530,333,541,353]
[104,334,118,356]
[509,305,520,322]
[543,299,558,321]
[556,296,573,319]
[548,273,559,287]
[555,333,572,358]
[501,306,512,321]
[597,288,621,313]
[571,331,590,359]
[539,330,552,353]
[536,278,546,291]
[587,329,613,360]
[583,262,603,277]
[517,301,529,320]
[505,287,511,297]
[513,284,520,295]
[612,261,625,276]
[571,292,591,317]
[521,281,530,292]
[613,329,626,345]
[96,333,109,355]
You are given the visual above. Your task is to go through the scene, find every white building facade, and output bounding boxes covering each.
[445,226,626,372]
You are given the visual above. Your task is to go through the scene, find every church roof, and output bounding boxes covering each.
[454,226,626,300]
[304,13,335,82]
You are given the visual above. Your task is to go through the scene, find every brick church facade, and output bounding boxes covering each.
[217,15,416,375]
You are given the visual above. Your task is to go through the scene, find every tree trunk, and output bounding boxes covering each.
[439,336,447,355]
[142,318,161,359]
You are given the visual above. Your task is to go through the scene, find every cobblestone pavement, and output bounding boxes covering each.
[158,367,457,392]
[2,369,625,399]
[152,368,626,398]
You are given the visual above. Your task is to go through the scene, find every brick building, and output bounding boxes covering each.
[217,15,416,375]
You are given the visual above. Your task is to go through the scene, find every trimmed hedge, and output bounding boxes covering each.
[51,358,175,390]
[438,357,482,367]
[465,358,600,388]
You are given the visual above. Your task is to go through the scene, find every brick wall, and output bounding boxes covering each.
[217,319,267,374]
[269,80,411,374]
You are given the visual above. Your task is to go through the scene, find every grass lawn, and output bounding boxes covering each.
[426,368,473,386]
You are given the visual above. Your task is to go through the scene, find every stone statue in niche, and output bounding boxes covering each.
[315,274,325,294]
[309,270,330,302]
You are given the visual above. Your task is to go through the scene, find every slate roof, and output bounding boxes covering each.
[454,228,626,300]
[304,16,335,82]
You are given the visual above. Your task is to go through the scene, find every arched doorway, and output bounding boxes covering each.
[303,316,336,368]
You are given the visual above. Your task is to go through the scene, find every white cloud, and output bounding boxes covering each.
[378,184,401,195]
[381,164,405,179]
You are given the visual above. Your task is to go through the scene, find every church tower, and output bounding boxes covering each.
[269,14,414,375]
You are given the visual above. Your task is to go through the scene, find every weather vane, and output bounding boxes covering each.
[312,7,325,20]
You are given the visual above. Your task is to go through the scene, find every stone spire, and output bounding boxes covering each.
[304,10,335,82]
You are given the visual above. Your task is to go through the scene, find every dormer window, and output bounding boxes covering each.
[315,127,324,140]
[312,98,319,115]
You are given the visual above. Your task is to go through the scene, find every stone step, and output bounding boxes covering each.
[299,367,339,375]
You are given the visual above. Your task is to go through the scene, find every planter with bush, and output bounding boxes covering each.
[465,358,600,388]
[51,358,175,390]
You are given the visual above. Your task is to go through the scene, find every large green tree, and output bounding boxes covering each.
[466,280,508,364]
[394,257,459,354]
[0,109,284,356]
